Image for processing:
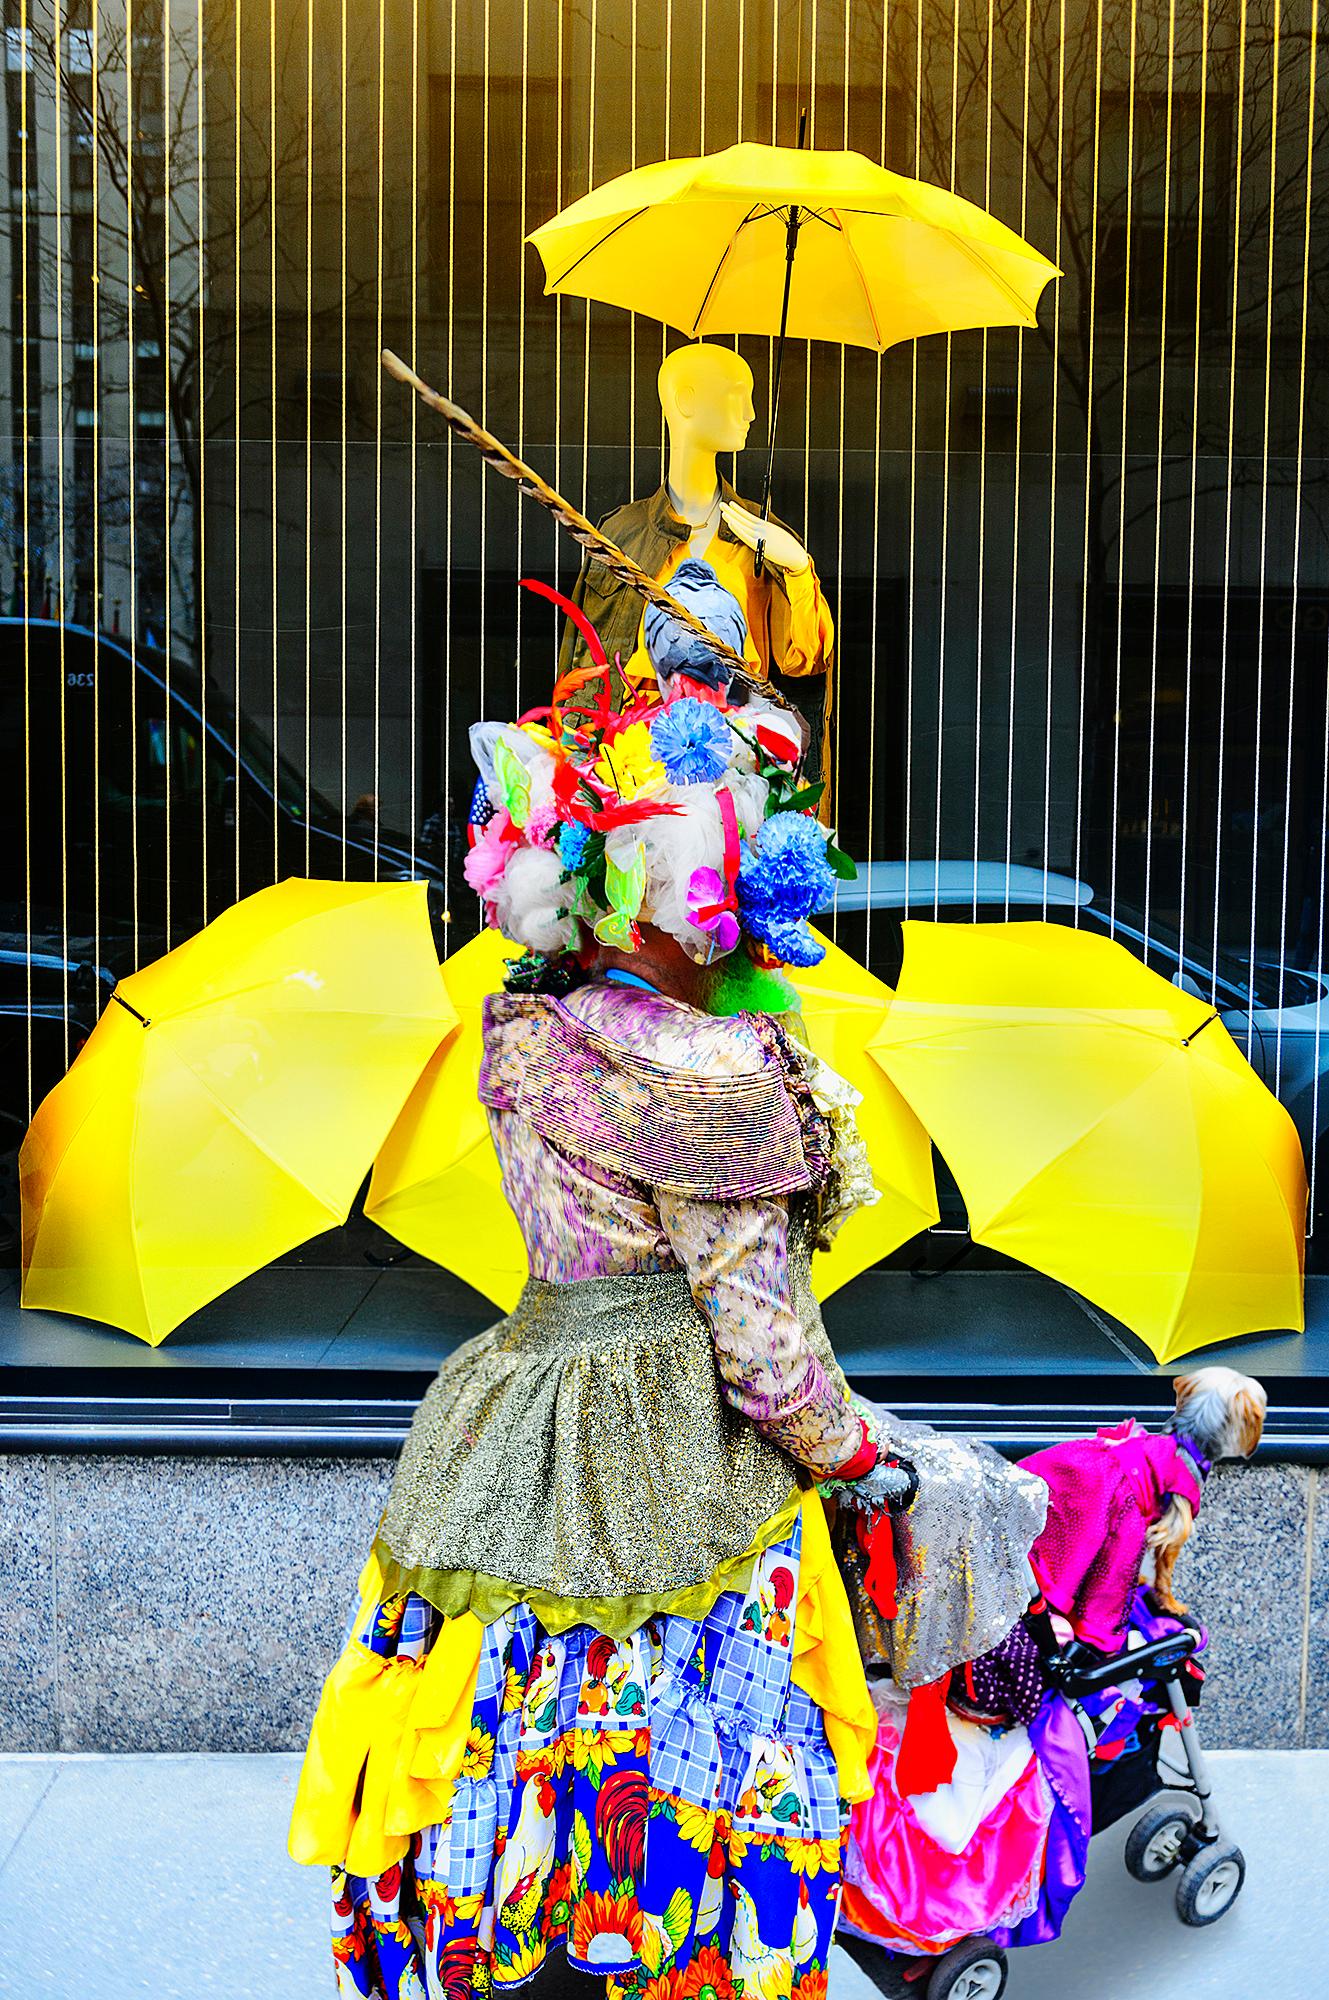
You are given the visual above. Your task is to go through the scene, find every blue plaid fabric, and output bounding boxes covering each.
[330,1508,849,1998]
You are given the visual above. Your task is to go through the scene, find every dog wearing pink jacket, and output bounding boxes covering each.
[1020,1367,1266,1651]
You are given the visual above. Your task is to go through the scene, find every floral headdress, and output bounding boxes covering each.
[463,567,853,971]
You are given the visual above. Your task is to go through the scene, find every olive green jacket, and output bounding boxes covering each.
[556,479,834,795]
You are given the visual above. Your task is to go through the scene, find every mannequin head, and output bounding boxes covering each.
[658,343,755,459]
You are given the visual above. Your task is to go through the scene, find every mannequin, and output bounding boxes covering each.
[557,342,837,804]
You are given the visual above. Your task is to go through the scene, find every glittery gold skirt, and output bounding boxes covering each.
[373,1268,805,1636]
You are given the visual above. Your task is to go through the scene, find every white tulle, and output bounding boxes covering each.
[493,846,579,954]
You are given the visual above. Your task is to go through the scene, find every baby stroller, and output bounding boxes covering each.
[839,1590,1246,2000]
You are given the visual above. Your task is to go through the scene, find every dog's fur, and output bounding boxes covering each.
[1144,1366,1266,1618]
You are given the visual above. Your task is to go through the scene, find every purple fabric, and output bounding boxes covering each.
[952,1619,1045,1727]
[1021,1421,1206,1650]
[990,1692,1091,1949]
[1078,1588,1209,1753]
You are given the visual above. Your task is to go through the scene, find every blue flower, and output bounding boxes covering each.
[557,821,592,870]
[649,697,733,786]
[736,811,839,968]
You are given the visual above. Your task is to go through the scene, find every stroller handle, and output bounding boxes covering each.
[1052,1627,1201,1697]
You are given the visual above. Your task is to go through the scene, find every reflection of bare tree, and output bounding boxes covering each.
[19,5,377,660]
[895,0,1326,580]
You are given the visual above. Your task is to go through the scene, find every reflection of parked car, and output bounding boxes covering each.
[0,619,439,1244]
[823,859,1327,1257]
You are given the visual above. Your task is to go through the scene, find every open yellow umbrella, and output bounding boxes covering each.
[788,930,938,1298]
[20,879,454,1345]
[529,140,1058,521]
[365,927,527,1311]
[867,921,1307,1362]
[368,927,935,1311]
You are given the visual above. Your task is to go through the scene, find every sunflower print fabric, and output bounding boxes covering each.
[330,1513,846,1998]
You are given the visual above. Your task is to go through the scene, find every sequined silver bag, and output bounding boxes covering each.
[840,1402,1049,1689]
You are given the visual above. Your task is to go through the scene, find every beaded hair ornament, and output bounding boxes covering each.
[463,562,854,971]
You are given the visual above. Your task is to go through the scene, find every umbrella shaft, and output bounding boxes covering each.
[756,204,802,573]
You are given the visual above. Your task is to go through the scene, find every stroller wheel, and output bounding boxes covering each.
[1175,1842,1246,1926]
[1124,1800,1200,1882]
[925,1939,1008,2000]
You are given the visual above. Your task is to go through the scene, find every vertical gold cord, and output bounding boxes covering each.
[54,7,69,1051]
[1003,0,1033,913]
[372,0,386,872]
[20,0,32,1107]
[164,0,173,940]
[1178,0,1212,970]
[931,0,960,915]
[338,0,348,873]
[1107,0,1140,929]
[92,0,102,967]
[974,0,994,917]
[409,0,419,860]
[1275,0,1318,1100]
[303,0,315,873]
[126,0,139,956]
[1246,0,1282,1054]
[269,0,279,881]
[196,0,208,912]
[1211,0,1250,991]
[1041,0,1066,917]
[233,0,242,899]
[1143,0,1178,950]
[1072,0,1105,893]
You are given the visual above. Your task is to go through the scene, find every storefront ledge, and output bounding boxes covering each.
[2,1385,1329,1459]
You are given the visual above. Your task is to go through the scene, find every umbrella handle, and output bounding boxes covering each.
[755,202,801,579]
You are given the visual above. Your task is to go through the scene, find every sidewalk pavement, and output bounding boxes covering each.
[0,1750,1319,1998]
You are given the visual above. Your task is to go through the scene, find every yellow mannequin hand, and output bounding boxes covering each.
[719,500,811,577]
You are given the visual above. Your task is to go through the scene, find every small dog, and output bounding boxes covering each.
[1144,1366,1267,1619]
[1021,1366,1266,1650]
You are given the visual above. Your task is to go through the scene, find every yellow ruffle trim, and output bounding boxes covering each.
[288,1493,875,1877]
[789,1491,878,1807]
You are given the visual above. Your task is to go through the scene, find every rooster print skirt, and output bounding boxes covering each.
[328,1512,847,2000]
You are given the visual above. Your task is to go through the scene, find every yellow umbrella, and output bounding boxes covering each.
[369,927,935,1312]
[529,141,1058,521]
[365,928,527,1312]
[788,930,938,1298]
[867,921,1307,1362]
[528,143,1059,352]
[20,879,454,1345]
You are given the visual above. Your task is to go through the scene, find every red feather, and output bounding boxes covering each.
[521,577,607,668]
[590,799,684,830]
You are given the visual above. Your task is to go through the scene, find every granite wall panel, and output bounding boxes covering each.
[0,1452,1320,1751]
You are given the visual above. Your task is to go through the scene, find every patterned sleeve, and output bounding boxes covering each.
[656,1187,866,1476]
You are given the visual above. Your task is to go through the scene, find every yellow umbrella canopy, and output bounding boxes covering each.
[368,927,935,1312]
[20,879,454,1345]
[528,142,1059,352]
[365,927,528,1312]
[867,921,1307,1363]
[788,930,939,1298]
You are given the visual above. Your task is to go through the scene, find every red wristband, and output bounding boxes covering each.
[833,1421,878,1483]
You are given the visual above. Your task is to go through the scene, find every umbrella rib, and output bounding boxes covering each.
[690,201,765,335]
[941,227,1042,324]
[827,208,885,350]
[545,207,650,291]
[965,1042,1189,1239]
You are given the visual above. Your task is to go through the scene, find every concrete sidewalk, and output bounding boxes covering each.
[0,1750,1319,1998]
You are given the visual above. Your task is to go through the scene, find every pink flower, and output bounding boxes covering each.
[525,803,560,849]
[687,865,741,952]
[464,812,516,897]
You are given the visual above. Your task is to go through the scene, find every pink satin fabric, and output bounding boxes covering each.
[844,1706,1051,1956]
